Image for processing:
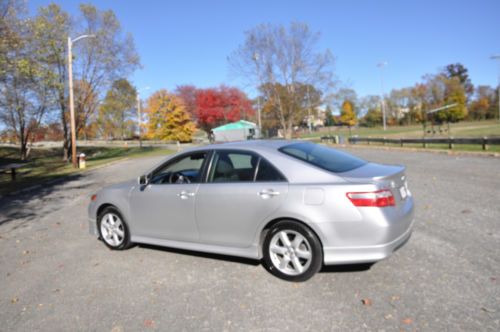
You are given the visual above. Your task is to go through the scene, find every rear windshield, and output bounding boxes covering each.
[279,142,367,173]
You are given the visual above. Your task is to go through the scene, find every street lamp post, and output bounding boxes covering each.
[136,87,150,148]
[67,34,95,168]
[491,55,500,122]
[377,61,388,131]
[252,52,263,133]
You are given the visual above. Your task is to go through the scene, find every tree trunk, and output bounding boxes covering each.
[19,134,27,161]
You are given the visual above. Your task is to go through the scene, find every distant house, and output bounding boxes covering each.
[212,120,261,142]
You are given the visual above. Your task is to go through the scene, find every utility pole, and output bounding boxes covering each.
[137,95,142,148]
[491,55,500,122]
[256,96,262,130]
[136,87,150,148]
[377,61,388,131]
[307,85,312,133]
[67,34,95,168]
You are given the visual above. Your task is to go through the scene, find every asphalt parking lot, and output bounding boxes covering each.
[0,147,499,331]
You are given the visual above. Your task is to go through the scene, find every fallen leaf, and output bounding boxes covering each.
[481,307,497,313]
[361,298,372,306]
[11,297,18,304]
[461,209,471,214]
[490,277,497,282]
[384,314,393,320]
[22,250,30,255]
[402,318,413,324]
[16,239,20,243]
[143,320,155,328]
[110,326,124,332]
[391,295,400,301]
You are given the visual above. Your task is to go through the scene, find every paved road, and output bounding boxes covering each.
[1,148,499,331]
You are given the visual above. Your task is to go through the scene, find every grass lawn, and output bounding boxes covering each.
[345,142,500,153]
[301,120,500,139]
[0,146,174,196]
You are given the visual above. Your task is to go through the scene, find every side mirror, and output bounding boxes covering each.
[138,174,149,186]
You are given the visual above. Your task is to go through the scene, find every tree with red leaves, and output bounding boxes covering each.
[194,86,254,133]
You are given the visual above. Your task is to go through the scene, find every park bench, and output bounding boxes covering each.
[0,163,26,181]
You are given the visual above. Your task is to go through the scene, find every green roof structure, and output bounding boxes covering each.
[212,120,256,132]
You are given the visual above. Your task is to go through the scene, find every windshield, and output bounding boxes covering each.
[279,142,367,173]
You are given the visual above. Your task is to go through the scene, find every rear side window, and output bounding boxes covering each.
[279,142,366,173]
[256,158,286,182]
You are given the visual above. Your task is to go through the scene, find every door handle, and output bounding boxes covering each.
[258,189,280,199]
[177,191,195,199]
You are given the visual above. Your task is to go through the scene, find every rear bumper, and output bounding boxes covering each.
[323,217,414,265]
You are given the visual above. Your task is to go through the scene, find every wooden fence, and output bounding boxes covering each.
[320,136,500,150]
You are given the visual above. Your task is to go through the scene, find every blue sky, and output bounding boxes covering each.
[29,0,500,102]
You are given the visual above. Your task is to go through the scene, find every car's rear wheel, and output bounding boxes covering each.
[97,206,132,250]
[262,221,323,282]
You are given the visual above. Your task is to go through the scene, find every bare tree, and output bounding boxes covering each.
[229,22,336,138]
[0,0,51,160]
[33,3,140,160]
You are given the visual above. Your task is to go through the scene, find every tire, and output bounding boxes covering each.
[97,206,132,250]
[262,220,323,282]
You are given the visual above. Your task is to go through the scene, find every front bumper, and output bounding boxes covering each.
[88,217,98,236]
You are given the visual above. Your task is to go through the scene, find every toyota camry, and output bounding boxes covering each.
[88,140,414,281]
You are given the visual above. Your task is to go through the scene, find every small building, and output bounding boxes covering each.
[212,120,261,142]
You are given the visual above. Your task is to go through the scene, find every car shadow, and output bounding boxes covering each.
[137,243,375,273]
[320,263,374,273]
[137,243,261,266]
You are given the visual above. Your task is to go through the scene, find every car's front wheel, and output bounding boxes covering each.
[262,221,323,282]
[97,206,132,250]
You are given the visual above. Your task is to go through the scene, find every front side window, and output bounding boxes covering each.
[151,152,207,184]
[279,142,367,173]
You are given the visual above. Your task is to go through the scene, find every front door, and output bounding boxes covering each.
[130,151,208,241]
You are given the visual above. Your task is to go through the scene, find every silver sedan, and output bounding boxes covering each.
[88,140,414,281]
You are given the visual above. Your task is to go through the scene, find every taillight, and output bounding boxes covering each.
[346,189,395,207]
[91,194,97,201]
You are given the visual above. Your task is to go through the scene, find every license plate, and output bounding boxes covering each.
[399,186,407,200]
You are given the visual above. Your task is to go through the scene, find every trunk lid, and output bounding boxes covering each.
[339,162,411,203]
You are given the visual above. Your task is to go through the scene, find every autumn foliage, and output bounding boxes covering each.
[144,90,196,142]
[192,86,254,133]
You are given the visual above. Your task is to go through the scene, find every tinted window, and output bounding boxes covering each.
[151,152,207,184]
[208,151,258,183]
[256,158,286,182]
[279,142,366,173]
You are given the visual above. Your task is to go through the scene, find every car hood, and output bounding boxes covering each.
[102,179,136,191]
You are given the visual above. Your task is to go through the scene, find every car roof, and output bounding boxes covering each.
[174,140,346,184]
[188,139,296,153]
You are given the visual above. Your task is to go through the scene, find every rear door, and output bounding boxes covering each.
[195,150,288,247]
